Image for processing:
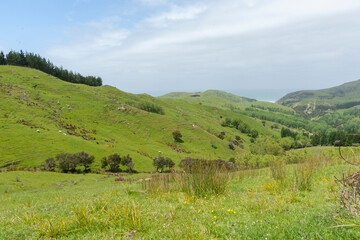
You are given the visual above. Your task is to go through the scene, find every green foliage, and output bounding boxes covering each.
[153,156,175,172]
[250,136,284,156]
[249,129,259,138]
[44,158,56,171]
[4,50,102,86]
[0,51,6,65]
[76,151,95,173]
[101,153,121,172]
[172,130,183,143]
[56,153,79,173]
[122,154,135,173]
[138,102,164,115]
[281,127,298,139]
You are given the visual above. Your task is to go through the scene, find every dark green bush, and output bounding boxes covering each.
[44,158,56,171]
[56,153,79,173]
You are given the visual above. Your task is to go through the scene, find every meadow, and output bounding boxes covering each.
[1,148,360,239]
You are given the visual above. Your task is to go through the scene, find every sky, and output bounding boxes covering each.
[1,0,360,100]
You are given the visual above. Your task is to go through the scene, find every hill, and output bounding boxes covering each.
[277,79,360,117]
[160,90,256,106]
[0,66,277,170]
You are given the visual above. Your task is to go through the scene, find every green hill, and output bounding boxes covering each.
[160,90,256,106]
[0,66,278,170]
[277,79,360,117]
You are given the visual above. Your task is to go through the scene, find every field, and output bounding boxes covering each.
[1,148,360,239]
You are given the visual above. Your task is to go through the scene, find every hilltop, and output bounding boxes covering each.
[161,90,256,104]
[277,79,360,117]
[0,66,278,170]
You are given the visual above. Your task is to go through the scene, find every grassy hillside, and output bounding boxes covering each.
[161,89,333,134]
[277,79,360,117]
[160,89,256,105]
[0,66,278,170]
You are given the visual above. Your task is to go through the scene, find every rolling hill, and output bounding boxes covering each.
[0,66,279,170]
[277,79,360,117]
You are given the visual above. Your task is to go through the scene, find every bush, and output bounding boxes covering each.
[122,154,135,173]
[250,136,284,156]
[172,130,183,143]
[102,153,122,172]
[75,151,94,173]
[249,129,259,138]
[56,153,79,173]
[44,158,56,171]
[138,102,164,115]
[153,156,175,172]
[228,142,235,150]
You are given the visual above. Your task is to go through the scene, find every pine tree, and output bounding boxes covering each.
[0,51,6,65]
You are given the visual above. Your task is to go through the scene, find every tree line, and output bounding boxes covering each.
[0,50,102,86]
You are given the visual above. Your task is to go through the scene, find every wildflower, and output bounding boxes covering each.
[211,210,214,213]
[234,211,236,214]
[214,216,217,219]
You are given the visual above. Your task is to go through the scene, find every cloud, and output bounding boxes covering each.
[46,0,360,98]
[135,0,169,7]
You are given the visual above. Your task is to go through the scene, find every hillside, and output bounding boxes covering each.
[160,90,256,106]
[0,66,278,170]
[277,79,360,117]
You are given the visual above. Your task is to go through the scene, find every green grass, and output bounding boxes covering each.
[1,153,360,239]
[0,66,282,171]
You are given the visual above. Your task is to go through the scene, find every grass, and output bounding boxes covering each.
[0,65,286,171]
[2,150,360,239]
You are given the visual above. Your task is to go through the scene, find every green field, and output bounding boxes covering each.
[1,148,360,239]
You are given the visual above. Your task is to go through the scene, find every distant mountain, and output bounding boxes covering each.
[277,79,360,116]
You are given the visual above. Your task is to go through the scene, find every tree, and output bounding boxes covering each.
[0,51,6,65]
[102,153,122,172]
[56,153,79,173]
[172,130,183,143]
[122,154,135,173]
[153,156,175,172]
[75,151,94,173]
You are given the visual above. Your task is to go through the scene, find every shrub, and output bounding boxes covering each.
[56,153,79,173]
[153,156,174,172]
[102,153,122,172]
[75,151,94,173]
[250,136,283,156]
[249,129,259,138]
[228,142,235,150]
[122,154,135,173]
[172,130,183,143]
[44,158,56,171]
[138,102,164,115]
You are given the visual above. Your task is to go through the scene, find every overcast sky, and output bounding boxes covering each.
[1,0,360,100]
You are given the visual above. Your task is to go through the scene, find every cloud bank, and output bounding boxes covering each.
[46,0,360,98]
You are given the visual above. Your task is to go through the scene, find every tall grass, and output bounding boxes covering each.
[180,161,230,197]
[143,161,230,197]
[269,158,288,190]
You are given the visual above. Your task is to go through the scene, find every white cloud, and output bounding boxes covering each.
[136,0,169,7]
[146,5,207,27]
[46,0,360,97]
